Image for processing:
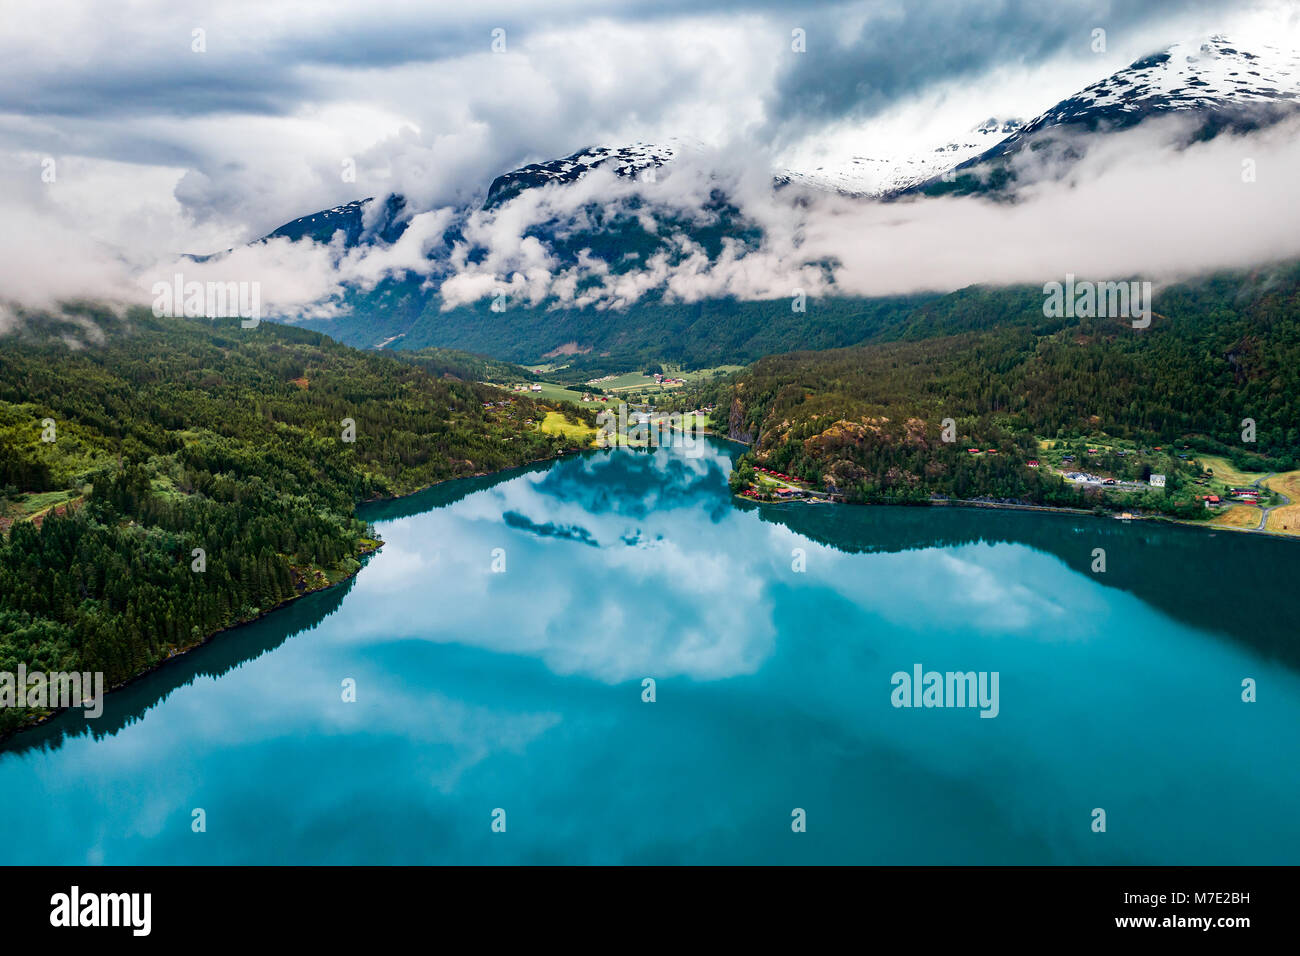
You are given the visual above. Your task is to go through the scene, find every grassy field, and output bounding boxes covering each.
[680,364,745,380]
[1264,509,1300,535]
[1199,455,1267,488]
[591,371,655,391]
[530,382,588,404]
[1263,469,1300,499]
[1263,470,1300,535]
[0,489,77,520]
[15,490,73,514]
[637,411,712,433]
[0,490,82,534]
[542,409,708,448]
[538,411,597,444]
[495,381,588,404]
[582,365,743,397]
[1209,504,1263,530]
[516,369,732,405]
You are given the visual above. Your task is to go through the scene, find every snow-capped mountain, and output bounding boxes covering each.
[907,35,1300,195]
[220,34,1300,254]
[1019,35,1300,133]
[263,195,408,246]
[484,142,679,208]
[222,32,1299,347]
[776,118,1024,197]
[240,142,684,256]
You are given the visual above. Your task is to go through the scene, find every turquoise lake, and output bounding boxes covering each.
[2,439,1298,864]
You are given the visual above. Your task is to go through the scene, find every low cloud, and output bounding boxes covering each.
[817,113,1300,295]
[360,112,1300,310]
[1,1,1298,327]
[9,110,1299,326]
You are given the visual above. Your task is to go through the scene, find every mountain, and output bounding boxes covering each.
[250,35,1300,251]
[221,35,1299,369]
[264,194,409,246]
[187,195,409,262]
[484,142,679,209]
[776,117,1025,197]
[909,35,1300,197]
[253,143,682,255]
[272,143,802,369]
[1015,35,1300,132]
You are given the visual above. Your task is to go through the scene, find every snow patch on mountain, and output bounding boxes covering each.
[484,141,685,208]
[942,34,1300,184]
[1025,34,1300,131]
[776,117,1025,197]
[780,35,1300,199]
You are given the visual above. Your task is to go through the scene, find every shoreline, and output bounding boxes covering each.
[735,489,1300,539]
[0,539,384,746]
[726,434,1298,540]
[1,445,585,747]
[13,438,1287,743]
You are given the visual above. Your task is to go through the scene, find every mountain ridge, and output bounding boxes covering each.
[189,32,1300,373]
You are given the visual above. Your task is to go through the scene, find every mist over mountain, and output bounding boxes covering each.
[159,31,1296,371]
[6,8,1300,364]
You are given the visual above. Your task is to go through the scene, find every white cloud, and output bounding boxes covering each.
[0,0,1297,317]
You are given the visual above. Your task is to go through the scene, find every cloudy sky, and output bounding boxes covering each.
[2,0,1299,314]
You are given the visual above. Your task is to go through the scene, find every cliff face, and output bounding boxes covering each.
[727,396,754,445]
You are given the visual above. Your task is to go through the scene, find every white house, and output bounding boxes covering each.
[1149,474,1166,487]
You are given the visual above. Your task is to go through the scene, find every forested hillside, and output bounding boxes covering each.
[0,307,571,736]
[301,287,937,378]
[715,265,1300,507]
[387,346,536,383]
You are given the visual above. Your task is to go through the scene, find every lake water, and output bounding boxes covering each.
[2,440,1298,864]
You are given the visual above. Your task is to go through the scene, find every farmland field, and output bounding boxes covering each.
[1210,504,1263,530]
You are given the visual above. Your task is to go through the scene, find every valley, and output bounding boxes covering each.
[3,4,1300,882]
